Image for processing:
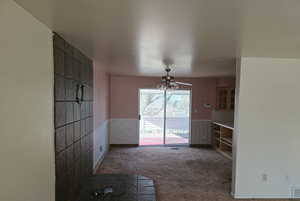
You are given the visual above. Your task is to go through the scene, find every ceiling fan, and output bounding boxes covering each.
[157,64,192,90]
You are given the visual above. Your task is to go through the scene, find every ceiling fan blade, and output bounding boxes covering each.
[175,81,192,86]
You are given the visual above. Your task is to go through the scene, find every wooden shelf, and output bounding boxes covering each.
[221,136,232,145]
[212,123,233,160]
[220,139,232,147]
[216,148,232,160]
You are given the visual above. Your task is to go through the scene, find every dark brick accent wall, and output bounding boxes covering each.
[53,33,94,201]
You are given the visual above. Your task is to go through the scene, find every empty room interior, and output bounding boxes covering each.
[1,0,300,201]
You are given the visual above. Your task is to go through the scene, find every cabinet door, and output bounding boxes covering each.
[216,88,228,110]
[216,87,235,110]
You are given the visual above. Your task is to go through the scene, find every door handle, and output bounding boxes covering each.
[80,84,84,102]
[76,84,81,104]
[138,114,141,120]
[76,83,84,104]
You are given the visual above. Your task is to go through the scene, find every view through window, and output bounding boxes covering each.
[139,89,191,146]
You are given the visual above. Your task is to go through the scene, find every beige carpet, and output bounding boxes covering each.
[96,146,290,201]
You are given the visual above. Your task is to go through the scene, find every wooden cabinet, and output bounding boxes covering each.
[216,87,235,110]
[212,123,233,160]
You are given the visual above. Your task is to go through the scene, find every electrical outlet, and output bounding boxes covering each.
[262,174,268,182]
[99,146,103,152]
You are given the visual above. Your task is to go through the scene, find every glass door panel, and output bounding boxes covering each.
[139,89,165,145]
[165,90,190,145]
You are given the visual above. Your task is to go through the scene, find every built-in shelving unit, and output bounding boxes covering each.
[212,122,233,160]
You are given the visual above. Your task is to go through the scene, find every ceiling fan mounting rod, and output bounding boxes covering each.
[165,65,171,75]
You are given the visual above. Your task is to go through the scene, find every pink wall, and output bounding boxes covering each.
[109,75,235,120]
[93,64,110,126]
[109,76,160,119]
[216,77,235,87]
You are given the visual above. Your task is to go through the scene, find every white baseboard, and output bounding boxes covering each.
[233,194,292,199]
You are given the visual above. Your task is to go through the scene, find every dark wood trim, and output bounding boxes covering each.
[53,33,94,201]
[110,144,139,147]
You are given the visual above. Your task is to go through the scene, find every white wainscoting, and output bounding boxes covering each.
[109,118,211,145]
[191,120,212,145]
[93,120,109,169]
[109,118,139,144]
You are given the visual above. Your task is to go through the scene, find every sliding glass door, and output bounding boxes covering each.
[165,90,190,145]
[139,89,165,145]
[139,89,191,146]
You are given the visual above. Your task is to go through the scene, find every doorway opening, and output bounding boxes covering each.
[139,89,191,146]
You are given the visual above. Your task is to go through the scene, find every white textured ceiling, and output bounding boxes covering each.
[14,0,300,77]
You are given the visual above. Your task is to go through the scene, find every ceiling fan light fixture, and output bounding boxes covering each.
[157,83,178,90]
[157,80,180,90]
[156,64,192,90]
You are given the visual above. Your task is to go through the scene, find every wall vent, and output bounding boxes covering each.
[292,187,300,198]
